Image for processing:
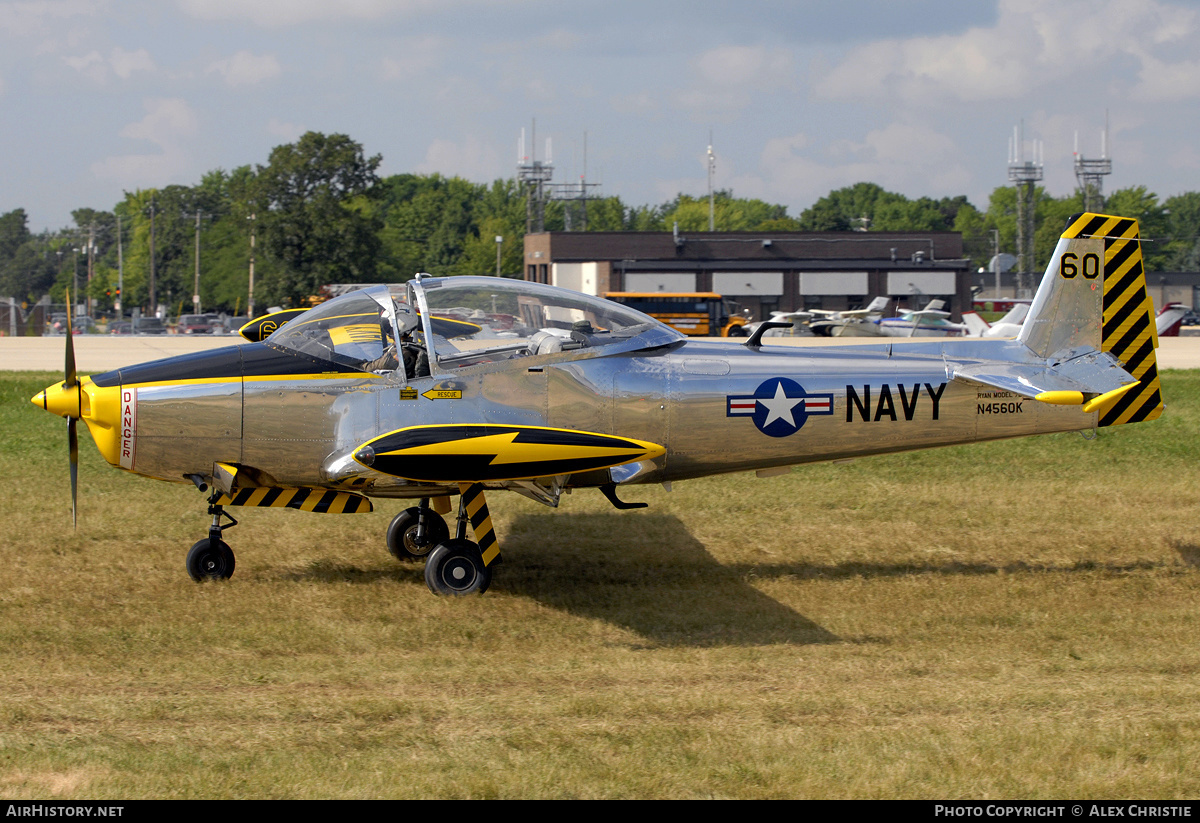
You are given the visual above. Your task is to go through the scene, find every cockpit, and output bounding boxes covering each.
[264,277,682,378]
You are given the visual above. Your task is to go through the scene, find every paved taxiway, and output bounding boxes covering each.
[4,334,1200,371]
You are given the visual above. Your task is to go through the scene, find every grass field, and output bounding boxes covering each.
[2,370,1199,799]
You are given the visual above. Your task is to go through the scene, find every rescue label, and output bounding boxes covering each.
[422,389,462,400]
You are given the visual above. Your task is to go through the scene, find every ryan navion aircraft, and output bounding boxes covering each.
[33,213,1163,595]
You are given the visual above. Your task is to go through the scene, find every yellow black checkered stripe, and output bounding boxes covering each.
[1063,213,1163,426]
[216,487,373,513]
[459,482,499,566]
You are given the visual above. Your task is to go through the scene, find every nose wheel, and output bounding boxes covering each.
[186,538,236,581]
[186,484,237,581]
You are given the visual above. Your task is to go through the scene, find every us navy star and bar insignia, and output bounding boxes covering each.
[727,377,834,437]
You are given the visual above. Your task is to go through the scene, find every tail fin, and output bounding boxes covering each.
[961,312,991,337]
[1018,212,1163,426]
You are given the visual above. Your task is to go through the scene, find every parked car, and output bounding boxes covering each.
[71,316,98,335]
[132,317,167,335]
[110,321,132,335]
[178,313,215,334]
[220,316,250,336]
[1181,310,1200,326]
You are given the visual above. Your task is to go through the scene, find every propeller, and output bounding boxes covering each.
[30,289,90,528]
[63,290,80,528]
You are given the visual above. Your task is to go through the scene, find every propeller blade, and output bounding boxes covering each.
[64,289,77,388]
[68,416,78,530]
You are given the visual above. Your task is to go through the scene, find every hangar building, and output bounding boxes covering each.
[523,230,972,321]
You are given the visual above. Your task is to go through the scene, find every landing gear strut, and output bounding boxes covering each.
[386,498,449,561]
[418,484,499,596]
[186,486,238,581]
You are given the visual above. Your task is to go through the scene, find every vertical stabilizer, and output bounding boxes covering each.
[1018,213,1162,425]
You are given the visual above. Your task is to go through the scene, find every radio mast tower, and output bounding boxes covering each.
[517,123,602,232]
[1074,116,1112,213]
[517,122,554,233]
[1008,123,1043,297]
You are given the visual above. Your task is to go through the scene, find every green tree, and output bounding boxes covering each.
[256,132,383,304]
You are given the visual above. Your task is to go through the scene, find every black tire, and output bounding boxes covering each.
[386,508,449,561]
[186,538,235,581]
[727,325,748,337]
[424,539,492,596]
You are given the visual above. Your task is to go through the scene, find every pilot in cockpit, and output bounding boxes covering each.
[365,300,427,378]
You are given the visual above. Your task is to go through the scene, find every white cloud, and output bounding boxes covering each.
[0,0,104,38]
[109,47,155,79]
[815,0,1200,104]
[91,97,199,186]
[63,46,154,83]
[380,38,443,81]
[206,51,282,87]
[266,117,305,141]
[415,136,502,181]
[754,121,972,209]
[176,0,443,28]
[672,44,794,117]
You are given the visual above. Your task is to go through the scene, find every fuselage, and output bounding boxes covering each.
[67,334,1093,493]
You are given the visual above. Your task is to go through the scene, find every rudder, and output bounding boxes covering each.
[1018,212,1163,426]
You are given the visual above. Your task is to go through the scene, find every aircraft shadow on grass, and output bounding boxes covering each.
[287,512,840,647]
[287,512,1188,646]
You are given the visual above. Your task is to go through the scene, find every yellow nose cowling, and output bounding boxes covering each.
[32,377,124,467]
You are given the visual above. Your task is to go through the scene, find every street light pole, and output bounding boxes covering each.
[193,209,202,315]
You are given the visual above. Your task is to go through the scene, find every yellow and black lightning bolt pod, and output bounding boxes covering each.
[215,487,373,514]
[1018,212,1163,426]
[458,482,500,566]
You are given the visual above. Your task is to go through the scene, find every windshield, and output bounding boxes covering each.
[265,286,416,373]
[410,276,676,370]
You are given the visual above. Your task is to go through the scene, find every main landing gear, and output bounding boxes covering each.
[185,478,238,581]
[387,488,499,596]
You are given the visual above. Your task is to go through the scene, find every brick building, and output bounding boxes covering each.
[523,229,972,321]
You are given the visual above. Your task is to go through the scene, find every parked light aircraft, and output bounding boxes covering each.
[33,213,1163,596]
[807,296,891,337]
[1156,302,1189,337]
[961,302,1030,339]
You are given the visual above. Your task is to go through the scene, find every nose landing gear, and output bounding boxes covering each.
[186,484,238,581]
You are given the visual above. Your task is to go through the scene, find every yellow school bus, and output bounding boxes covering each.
[603,292,749,337]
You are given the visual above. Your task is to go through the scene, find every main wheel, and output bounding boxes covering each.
[386,508,449,561]
[424,539,492,596]
[186,538,235,581]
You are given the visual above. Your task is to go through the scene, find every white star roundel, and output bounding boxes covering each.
[726,378,834,437]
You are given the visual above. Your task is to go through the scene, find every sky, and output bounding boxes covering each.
[3,0,1200,232]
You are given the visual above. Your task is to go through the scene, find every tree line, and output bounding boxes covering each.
[2,131,1199,316]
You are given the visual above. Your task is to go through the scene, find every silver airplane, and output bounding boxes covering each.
[33,212,1163,596]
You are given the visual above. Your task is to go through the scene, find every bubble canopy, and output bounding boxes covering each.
[405,276,683,371]
[264,277,681,374]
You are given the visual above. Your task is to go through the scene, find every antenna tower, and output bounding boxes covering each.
[1007,122,1043,298]
[1074,115,1112,213]
[517,123,602,232]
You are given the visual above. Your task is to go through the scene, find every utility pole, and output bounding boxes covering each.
[86,224,95,318]
[116,213,124,316]
[247,213,256,319]
[707,133,716,232]
[193,209,202,315]
[495,235,503,277]
[148,197,157,317]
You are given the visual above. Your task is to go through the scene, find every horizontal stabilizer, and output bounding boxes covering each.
[951,349,1136,404]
